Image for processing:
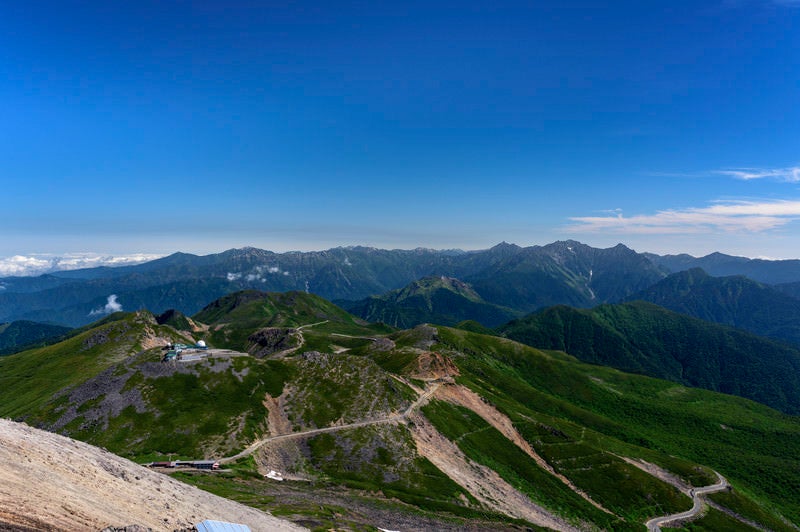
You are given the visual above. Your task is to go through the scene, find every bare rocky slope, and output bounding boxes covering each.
[0,418,304,532]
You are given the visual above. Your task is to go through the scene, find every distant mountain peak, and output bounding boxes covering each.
[397,276,481,301]
[489,241,521,251]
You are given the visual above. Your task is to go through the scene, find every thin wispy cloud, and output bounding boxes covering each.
[715,166,800,182]
[567,199,800,235]
[643,166,800,182]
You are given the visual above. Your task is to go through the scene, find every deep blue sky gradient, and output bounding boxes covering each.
[2,1,799,257]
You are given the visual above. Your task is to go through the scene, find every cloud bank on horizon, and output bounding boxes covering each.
[0,254,163,277]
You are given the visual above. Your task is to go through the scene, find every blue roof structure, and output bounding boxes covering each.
[195,520,252,532]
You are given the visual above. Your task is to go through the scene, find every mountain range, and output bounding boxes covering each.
[6,239,800,329]
[1,290,798,530]
[3,241,800,529]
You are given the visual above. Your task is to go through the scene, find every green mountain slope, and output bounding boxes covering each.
[193,289,392,354]
[498,301,800,415]
[0,320,71,355]
[1,293,797,530]
[423,327,800,527]
[343,276,522,328]
[630,267,800,347]
[0,311,192,419]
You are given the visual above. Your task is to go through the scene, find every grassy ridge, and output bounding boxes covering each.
[498,301,800,415]
[430,326,800,525]
[71,356,295,459]
[0,312,166,418]
[306,424,489,518]
[194,290,391,351]
[421,400,634,529]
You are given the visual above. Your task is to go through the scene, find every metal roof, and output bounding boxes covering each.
[195,520,252,532]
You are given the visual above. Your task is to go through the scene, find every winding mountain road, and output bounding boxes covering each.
[645,471,728,531]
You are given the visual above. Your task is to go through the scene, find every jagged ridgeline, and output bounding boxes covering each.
[0,241,668,327]
[0,291,798,530]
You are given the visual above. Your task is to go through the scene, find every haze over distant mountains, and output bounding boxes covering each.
[4,240,800,328]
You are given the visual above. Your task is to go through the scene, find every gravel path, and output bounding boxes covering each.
[645,471,729,531]
[220,383,440,464]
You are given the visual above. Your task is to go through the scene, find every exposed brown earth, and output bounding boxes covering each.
[409,350,460,381]
[434,384,613,515]
[406,411,579,531]
[0,418,304,532]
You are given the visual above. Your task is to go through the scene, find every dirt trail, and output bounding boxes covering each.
[269,320,329,358]
[220,383,440,464]
[0,418,304,532]
[619,456,745,530]
[407,412,579,531]
[435,384,613,515]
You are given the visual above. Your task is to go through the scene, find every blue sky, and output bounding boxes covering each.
[1,1,799,259]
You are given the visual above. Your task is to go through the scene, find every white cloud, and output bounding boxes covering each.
[267,266,280,274]
[89,295,123,316]
[227,272,242,281]
[0,253,162,277]
[567,199,800,235]
[715,166,800,182]
[0,256,52,276]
